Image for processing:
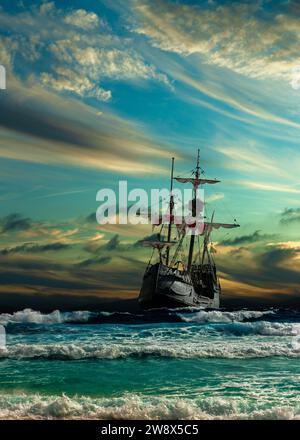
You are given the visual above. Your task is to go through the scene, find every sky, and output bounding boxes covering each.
[1,0,300,310]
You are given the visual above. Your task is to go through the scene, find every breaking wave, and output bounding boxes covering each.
[179,310,274,323]
[1,332,300,360]
[0,309,94,326]
[0,308,278,326]
[0,393,298,420]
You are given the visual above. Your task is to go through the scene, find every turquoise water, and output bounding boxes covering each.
[0,308,299,419]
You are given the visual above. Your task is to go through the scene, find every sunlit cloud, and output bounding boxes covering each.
[133,0,300,82]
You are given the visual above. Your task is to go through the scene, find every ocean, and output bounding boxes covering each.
[0,307,299,419]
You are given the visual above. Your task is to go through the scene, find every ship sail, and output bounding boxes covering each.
[138,149,240,310]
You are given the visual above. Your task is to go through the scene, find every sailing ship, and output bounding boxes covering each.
[138,150,240,309]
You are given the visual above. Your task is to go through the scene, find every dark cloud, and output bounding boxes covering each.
[219,246,300,291]
[1,213,31,233]
[0,242,71,255]
[0,270,94,290]
[104,234,120,251]
[0,259,64,272]
[0,86,169,174]
[280,207,300,225]
[85,213,96,223]
[134,233,160,247]
[221,230,276,246]
[0,94,90,149]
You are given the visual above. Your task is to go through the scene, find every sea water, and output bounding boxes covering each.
[0,307,299,419]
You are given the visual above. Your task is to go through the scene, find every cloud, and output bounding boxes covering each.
[0,242,71,255]
[0,77,172,174]
[133,0,300,83]
[218,244,300,297]
[171,67,300,131]
[77,256,111,267]
[134,233,159,247]
[216,143,286,177]
[64,9,100,30]
[238,181,300,194]
[1,213,31,233]
[280,207,300,225]
[221,230,277,246]
[40,69,112,102]
[104,234,120,251]
[0,2,169,101]
[205,193,224,203]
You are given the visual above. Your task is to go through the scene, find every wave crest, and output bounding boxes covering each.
[179,310,274,324]
[1,336,300,360]
[0,309,94,325]
[0,394,298,420]
[0,308,277,326]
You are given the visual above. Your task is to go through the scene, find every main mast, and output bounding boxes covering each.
[187,149,200,271]
[166,157,174,266]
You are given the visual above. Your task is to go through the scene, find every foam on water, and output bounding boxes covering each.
[179,310,275,323]
[0,308,278,326]
[0,307,299,420]
[0,309,94,325]
[0,393,298,420]
[1,333,300,360]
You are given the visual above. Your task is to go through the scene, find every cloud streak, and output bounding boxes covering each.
[134,0,300,82]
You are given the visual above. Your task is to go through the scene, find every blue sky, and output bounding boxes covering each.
[1,0,300,308]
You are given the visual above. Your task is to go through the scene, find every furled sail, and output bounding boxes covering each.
[174,177,220,185]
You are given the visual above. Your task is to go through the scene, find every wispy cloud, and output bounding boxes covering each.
[0,77,172,174]
[133,0,300,83]
[221,230,277,246]
[239,181,300,194]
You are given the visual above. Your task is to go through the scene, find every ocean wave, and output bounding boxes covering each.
[179,310,275,324]
[0,308,278,327]
[0,309,95,325]
[1,335,300,360]
[0,393,298,420]
[216,321,300,337]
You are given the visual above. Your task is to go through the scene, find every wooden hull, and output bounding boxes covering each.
[138,263,220,310]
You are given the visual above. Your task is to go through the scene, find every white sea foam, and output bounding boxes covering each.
[0,393,298,420]
[0,308,277,326]
[1,333,300,360]
[0,309,93,325]
[179,310,274,324]
[218,321,300,337]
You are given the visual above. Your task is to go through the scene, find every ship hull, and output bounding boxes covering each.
[138,263,220,310]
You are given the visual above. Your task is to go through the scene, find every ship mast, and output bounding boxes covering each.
[187,149,200,271]
[166,157,175,266]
